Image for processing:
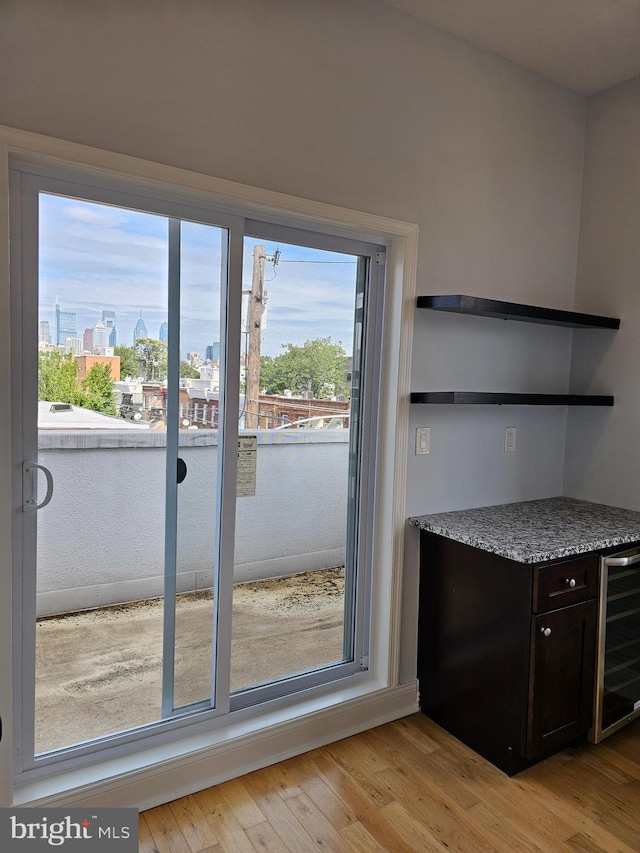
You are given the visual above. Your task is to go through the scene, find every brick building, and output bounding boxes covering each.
[180,393,349,430]
[75,355,121,383]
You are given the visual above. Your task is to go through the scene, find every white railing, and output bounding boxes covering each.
[35,430,349,616]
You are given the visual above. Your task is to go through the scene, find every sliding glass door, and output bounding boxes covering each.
[11,166,384,779]
[230,230,374,703]
[33,192,174,754]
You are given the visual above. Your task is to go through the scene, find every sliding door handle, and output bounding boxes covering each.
[23,461,54,511]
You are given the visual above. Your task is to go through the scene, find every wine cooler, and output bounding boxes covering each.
[590,547,640,743]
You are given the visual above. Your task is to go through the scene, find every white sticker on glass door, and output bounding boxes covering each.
[237,435,257,497]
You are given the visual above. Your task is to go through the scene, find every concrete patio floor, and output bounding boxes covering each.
[34,568,345,755]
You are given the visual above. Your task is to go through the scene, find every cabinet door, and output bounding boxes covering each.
[527,600,597,759]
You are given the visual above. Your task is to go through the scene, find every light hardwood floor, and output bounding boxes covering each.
[140,713,640,852]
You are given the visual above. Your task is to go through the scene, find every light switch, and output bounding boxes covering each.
[504,427,517,452]
[416,427,430,455]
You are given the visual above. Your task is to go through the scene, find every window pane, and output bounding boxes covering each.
[35,193,170,752]
[230,237,359,693]
[34,195,231,750]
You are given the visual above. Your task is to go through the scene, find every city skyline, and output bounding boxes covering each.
[38,193,358,360]
[42,299,224,362]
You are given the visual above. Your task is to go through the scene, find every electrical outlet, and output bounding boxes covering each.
[416,427,430,455]
[504,427,517,453]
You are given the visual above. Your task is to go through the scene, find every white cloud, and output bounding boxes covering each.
[39,197,359,358]
[61,203,122,228]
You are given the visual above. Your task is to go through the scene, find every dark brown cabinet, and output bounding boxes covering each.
[417,532,599,775]
[527,600,597,759]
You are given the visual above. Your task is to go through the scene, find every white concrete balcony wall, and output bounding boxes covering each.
[35,430,349,616]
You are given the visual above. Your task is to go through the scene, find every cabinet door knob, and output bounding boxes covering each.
[540,627,552,637]
[564,578,577,588]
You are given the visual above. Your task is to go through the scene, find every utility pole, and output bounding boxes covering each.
[245,244,265,430]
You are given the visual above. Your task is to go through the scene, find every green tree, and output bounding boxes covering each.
[81,362,117,415]
[38,352,87,406]
[180,360,201,379]
[260,337,349,399]
[38,351,116,415]
[116,344,199,380]
[114,344,141,379]
[134,338,167,381]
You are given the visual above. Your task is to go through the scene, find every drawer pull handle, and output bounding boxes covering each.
[564,578,577,588]
[540,627,552,637]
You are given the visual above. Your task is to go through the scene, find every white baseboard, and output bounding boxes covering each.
[14,680,419,811]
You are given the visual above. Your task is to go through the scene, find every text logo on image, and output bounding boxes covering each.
[0,808,138,850]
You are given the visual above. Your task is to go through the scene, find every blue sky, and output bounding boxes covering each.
[38,194,357,359]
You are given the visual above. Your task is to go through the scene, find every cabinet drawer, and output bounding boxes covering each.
[533,554,598,613]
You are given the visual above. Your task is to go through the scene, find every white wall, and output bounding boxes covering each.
[35,430,348,616]
[564,76,640,508]
[0,0,588,681]
[406,311,572,516]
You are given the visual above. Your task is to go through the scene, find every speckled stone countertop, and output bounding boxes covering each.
[409,497,640,563]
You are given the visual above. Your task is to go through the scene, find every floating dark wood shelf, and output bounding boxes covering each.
[410,392,614,406]
[417,295,620,330]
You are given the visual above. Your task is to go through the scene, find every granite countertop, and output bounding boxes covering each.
[409,497,640,563]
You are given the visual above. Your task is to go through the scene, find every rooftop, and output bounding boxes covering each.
[38,401,150,430]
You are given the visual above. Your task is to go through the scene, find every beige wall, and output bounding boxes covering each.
[564,76,640,508]
[0,0,589,682]
[0,0,587,504]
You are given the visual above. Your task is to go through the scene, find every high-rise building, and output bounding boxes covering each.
[40,320,51,344]
[159,321,169,344]
[55,296,77,345]
[205,342,220,363]
[64,337,83,355]
[133,312,147,343]
[93,320,108,349]
[102,310,117,347]
[83,328,94,351]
